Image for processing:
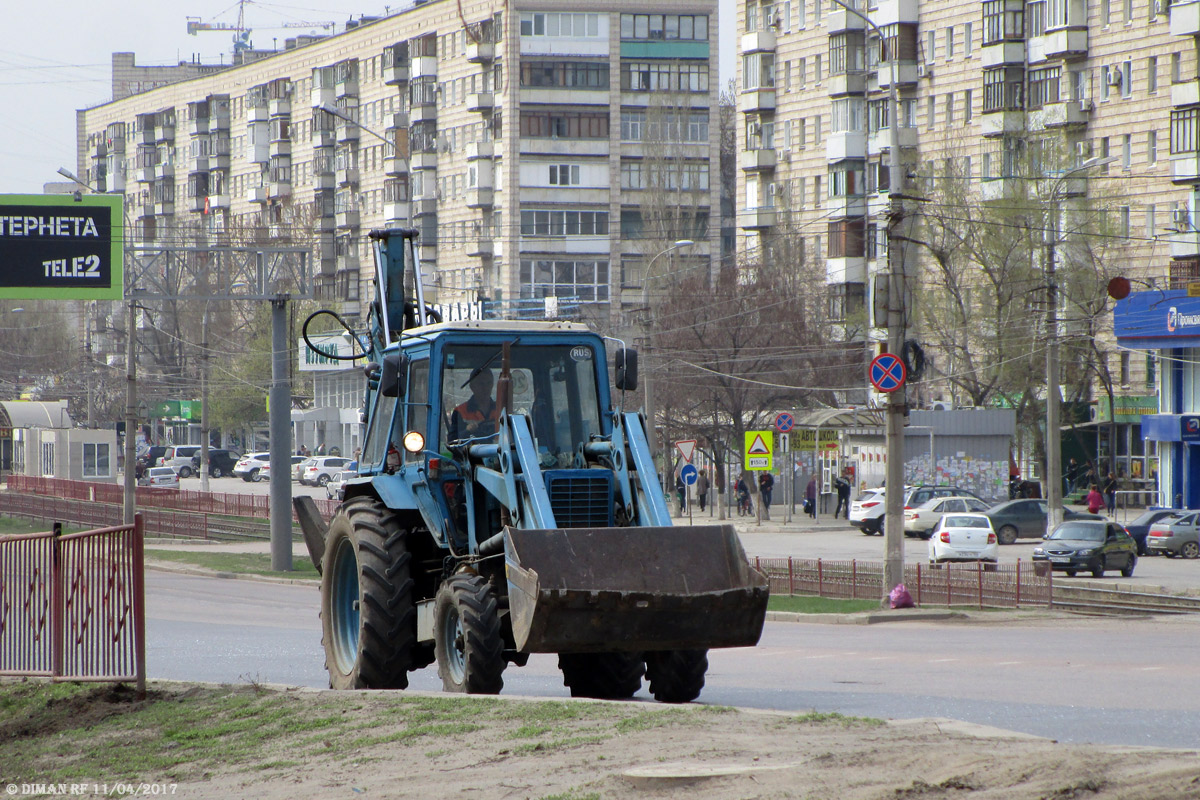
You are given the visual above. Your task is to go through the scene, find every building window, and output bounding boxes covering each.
[984,0,1025,44]
[1149,130,1158,164]
[829,32,865,75]
[83,443,111,478]
[827,283,865,322]
[523,12,602,38]
[1120,205,1131,238]
[1027,0,1046,35]
[743,52,776,90]
[549,164,580,185]
[964,89,973,123]
[1123,134,1132,168]
[1148,56,1158,93]
[521,111,609,139]
[520,209,609,236]
[964,22,973,56]
[520,61,609,89]
[831,97,865,132]
[1172,109,1199,155]
[945,94,954,124]
[620,13,708,41]
[520,259,610,303]
[828,160,865,197]
[1121,60,1133,99]
[827,218,866,258]
[945,26,955,59]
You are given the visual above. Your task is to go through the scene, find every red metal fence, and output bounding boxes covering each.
[0,517,146,691]
[752,556,1053,609]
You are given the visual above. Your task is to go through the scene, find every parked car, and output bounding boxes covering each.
[326,469,358,500]
[849,488,886,534]
[928,513,998,564]
[189,448,239,479]
[853,485,980,536]
[260,455,307,481]
[300,456,352,486]
[138,466,180,489]
[233,452,271,482]
[983,499,1102,544]
[905,496,992,539]
[1123,509,1181,556]
[294,457,312,482]
[1145,512,1200,558]
[1032,520,1138,577]
[135,446,168,479]
[157,445,202,477]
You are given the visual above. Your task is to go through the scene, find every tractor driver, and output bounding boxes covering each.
[449,367,499,441]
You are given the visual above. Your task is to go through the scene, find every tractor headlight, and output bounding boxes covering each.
[403,431,425,453]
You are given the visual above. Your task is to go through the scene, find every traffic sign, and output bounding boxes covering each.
[680,464,698,485]
[675,439,697,463]
[774,411,795,433]
[869,353,907,393]
[744,430,773,471]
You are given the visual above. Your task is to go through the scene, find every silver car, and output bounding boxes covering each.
[1145,512,1200,558]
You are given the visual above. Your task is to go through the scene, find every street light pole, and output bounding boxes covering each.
[199,303,212,493]
[640,239,694,470]
[1044,155,1116,536]
[123,297,138,524]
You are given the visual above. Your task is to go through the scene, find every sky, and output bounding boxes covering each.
[0,0,736,195]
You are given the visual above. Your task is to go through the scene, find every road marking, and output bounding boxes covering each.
[996,661,1023,666]
[1140,666,1164,672]
[929,658,959,663]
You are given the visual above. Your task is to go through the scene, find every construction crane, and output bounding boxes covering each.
[186,0,336,52]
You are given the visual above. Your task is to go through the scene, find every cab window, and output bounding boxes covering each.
[405,360,429,462]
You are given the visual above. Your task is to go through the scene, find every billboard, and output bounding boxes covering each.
[0,194,124,299]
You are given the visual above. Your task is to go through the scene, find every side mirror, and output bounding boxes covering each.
[614,348,638,391]
[379,352,409,398]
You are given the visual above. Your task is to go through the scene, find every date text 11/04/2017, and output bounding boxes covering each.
[44,255,102,278]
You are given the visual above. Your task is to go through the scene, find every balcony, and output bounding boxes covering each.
[979,178,1020,201]
[207,193,230,210]
[385,111,409,130]
[981,41,1026,68]
[155,124,175,143]
[419,243,437,262]
[739,88,776,113]
[409,102,437,123]
[383,62,409,85]
[312,129,336,149]
[876,62,919,87]
[979,110,1025,137]
[1172,0,1200,36]
[467,41,494,63]
[269,139,292,157]
[875,0,919,24]
[384,156,407,176]
[1173,80,1200,107]
[411,56,437,78]
[153,201,174,217]
[315,213,335,232]
[467,141,493,160]
[1170,230,1200,258]
[740,148,777,171]
[210,149,232,170]
[137,202,154,219]
[247,105,270,124]
[188,193,206,213]
[414,198,438,217]
[268,181,291,199]
[825,131,867,161]
[1032,100,1091,128]
[188,117,209,137]
[826,9,867,32]
[335,167,360,186]
[311,84,334,109]
[313,171,335,190]
[1173,152,1200,184]
[467,92,494,113]
[410,151,438,170]
[336,209,360,228]
[269,97,291,117]
[825,257,867,285]
[827,72,868,96]
[136,166,157,183]
[335,122,360,143]
[383,201,410,223]
[158,161,175,179]
[1039,27,1088,59]
[247,185,268,203]
[335,77,359,98]
[467,238,493,257]
[467,187,494,208]
[738,206,776,229]
[740,30,776,54]
[825,195,867,218]
[866,126,919,154]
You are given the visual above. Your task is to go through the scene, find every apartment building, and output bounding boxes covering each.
[76,0,720,332]
[737,0,1200,485]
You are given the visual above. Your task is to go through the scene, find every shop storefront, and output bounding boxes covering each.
[1114,289,1200,509]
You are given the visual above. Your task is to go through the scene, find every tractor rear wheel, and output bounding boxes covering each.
[558,652,644,699]
[320,497,415,690]
[434,574,505,694]
[645,649,708,703]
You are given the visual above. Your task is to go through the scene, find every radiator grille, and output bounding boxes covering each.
[544,470,614,528]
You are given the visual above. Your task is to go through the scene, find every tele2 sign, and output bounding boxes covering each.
[0,194,124,300]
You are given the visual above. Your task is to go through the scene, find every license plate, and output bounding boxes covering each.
[1049,557,1070,563]
[957,552,979,558]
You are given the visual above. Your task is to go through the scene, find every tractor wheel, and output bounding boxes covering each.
[320,497,415,690]
[434,574,505,694]
[997,525,1019,545]
[644,649,709,704]
[558,652,644,700]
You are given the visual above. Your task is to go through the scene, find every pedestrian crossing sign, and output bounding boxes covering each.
[744,430,773,471]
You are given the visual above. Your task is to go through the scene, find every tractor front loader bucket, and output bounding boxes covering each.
[504,525,769,653]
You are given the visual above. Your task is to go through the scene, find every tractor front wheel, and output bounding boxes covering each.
[644,649,708,703]
[434,574,505,694]
[558,652,644,700]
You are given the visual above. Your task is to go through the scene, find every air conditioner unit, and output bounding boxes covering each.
[1173,207,1191,227]
[767,183,778,197]
[931,400,954,412]
[748,122,762,136]
[777,148,791,161]
[1107,69,1123,86]
[1155,0,1166,15]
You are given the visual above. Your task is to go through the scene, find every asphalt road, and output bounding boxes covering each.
[145,571,1200,748]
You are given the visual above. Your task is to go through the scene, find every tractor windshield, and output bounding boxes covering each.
[441,342,602,466]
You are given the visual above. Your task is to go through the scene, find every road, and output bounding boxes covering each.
[145,571,1200,748]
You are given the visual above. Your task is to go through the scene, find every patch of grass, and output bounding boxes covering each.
[0,516,87,536]
[145,549,319,578]
[768,595,881,614]
[540,790,602,800]
[613,708,687,733]
[783,711,884,728]
[511,734,608,755]
[511,723,553,739]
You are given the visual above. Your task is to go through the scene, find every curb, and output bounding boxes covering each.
[144,559,319,587]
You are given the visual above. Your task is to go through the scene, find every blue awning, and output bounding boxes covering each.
[1142,413,1200,442]
[1114,289,1200,349]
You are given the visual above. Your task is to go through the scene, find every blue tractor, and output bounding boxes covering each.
[295,229,767,702]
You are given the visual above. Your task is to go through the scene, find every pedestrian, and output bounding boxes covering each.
[758,472,774,519]
[1103,471,1118,514]
[805,474,817,519]
[675,470,686,516]
[735,474,753,516]
[834,470,851,519]
[316,442,326,456]
[1065,457,1078,497]
[1086,484,1105,515]
[696,468,709,512]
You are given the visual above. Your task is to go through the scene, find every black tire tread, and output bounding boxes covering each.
[321,497,415,690]
[436,574,505,694]
[645,649,708,703]
[558,652,644,699]
[1121,554,1137,577]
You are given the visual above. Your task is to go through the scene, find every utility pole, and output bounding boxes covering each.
[269,294,293,572]
[123,298,137,525]
[199,304,212,493]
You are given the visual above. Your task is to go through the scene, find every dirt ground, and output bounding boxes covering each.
[187,690,1200,800]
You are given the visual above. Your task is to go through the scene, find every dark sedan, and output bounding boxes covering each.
[1031,520,1137,578]
[984,499,1102,544]
[1123,509,1180,556]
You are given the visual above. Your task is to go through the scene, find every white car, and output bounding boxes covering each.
[849,488,887,535]
[301,456,353,486]
[157,445,201,478]
[904,496,992,540]
[138,466,180,489]
[928,513,998,564]
[326,469,357,500]
[233,452,270,482]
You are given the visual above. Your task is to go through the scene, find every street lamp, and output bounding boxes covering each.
[640,239,694,469]
[1044,155,1117,537]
